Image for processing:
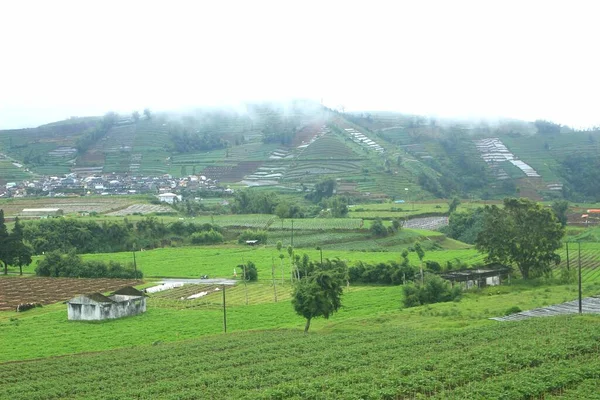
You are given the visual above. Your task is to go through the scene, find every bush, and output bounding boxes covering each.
[239,261,258,281]
[237,229,268,244]
[35,251,142,279]
[370,218,388,237]
[504,306,522,315]
[348,261,417,285]
[190,230,224,244]
[402,275,461,308]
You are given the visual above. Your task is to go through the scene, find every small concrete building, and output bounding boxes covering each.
[157,192,182,204]
[67,287,146,321]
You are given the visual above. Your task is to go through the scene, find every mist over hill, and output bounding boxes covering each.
[0,102,599,202]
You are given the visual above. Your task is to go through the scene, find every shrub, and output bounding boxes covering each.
[239,261,258,281]
[35,251,142,279]
[402,275,461,308]
[504,306,522,315]
[237,229,268,244]
[191,230,224,244]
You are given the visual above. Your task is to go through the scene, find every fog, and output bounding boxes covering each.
[1,0,599,129]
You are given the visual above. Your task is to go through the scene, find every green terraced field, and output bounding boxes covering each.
[2,280,600,399]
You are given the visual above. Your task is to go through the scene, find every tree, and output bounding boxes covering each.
[292,269,344,333]
[0,210,10,275]
[240,261,258,281]
[10,217,32,275]
[143,108,152,120]
[475,198,565,279]
[448,197,461,214]
[551,200,569,227]
[414,242,425,284]
[132,111,140,122]
[370,218,387,237]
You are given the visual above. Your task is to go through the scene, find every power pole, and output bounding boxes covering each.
[222,284,227,333]
[132,251,137,278]
[272,257,277,302]
[291,220,294,247]
[242,259,248,306]
[566,242,570,270]
[578,241,582,314]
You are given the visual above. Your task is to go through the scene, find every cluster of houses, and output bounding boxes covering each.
[1,173,232,199]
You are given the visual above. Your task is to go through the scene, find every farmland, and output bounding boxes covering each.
[0,277,141,311]
[0,196,140,217]
[1,280,600,398]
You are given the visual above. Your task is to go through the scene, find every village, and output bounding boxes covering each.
[0,172,233,199]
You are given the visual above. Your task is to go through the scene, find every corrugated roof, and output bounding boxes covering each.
[82,293,115,303]
[111,286,145,297]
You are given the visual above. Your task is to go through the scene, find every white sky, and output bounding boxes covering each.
[1,0,600,129]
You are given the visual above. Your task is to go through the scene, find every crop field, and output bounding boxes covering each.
[0,196,137,217]
[348,201,491,218]
[149,282,293,309]
[297,132,362,160]
[201,161,263,181]
[3,244,490,279]
[0,160,32,180]
[105,203,174,216]
[2,281,600,398]
[274,218,363,230]
[283,160,361,181]
[0,277,141,311]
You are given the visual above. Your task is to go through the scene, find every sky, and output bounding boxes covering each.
[1,0,600,129]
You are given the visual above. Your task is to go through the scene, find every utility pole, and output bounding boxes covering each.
[578,241,582,314]
[242,258,248,306]
[291,219,294,247]
[222,284,227,333]
[566,242,570,270]
[132,250,137,278]
[272,257,277,302]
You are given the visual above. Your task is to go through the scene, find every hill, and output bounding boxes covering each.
[2,106,600,201]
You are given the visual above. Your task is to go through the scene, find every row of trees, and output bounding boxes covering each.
[21,217,224,254]
[232,184,348,218]
[35,251,142,279]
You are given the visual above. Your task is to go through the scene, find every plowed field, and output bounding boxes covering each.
[0,277,141,311]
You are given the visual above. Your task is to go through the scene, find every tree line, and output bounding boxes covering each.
[21,217,224,254]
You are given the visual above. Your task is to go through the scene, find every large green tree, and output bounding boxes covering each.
[0,210,10,274]
[475,198,564,279]
[0,213,32,275]
[292,263,344,333]
[10,217,33,275]
[551,200,569,227]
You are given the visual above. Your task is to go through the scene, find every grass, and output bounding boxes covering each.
[13,241,486,278]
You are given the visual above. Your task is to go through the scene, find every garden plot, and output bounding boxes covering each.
[343,127,384,153]
[47,147,77,158]
[404,216,449,230]
[106,204,174,216]
[3,197,135,216]
[268,148,292,160]
[475,138,540,178]
[0,277,141,311]
[244,163,287,183]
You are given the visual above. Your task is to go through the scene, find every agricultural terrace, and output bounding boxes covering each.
[297,132,363,160]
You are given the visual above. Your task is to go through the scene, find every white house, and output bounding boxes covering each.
[67,287,146,321]
[157,192,182,204]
